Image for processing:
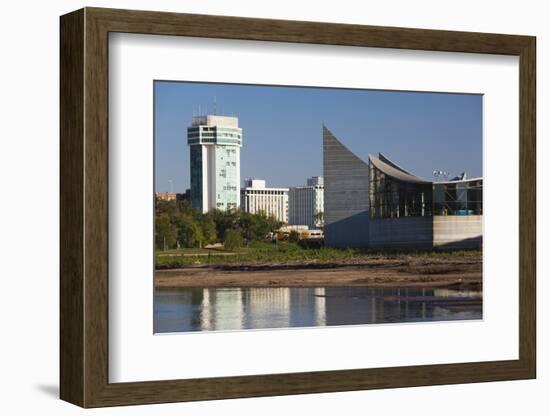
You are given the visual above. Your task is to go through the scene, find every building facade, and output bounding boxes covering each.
[155,190,191,202]
[323,126,483,250]
[240,179,289,223]
[323,126,370,247]
[187,115,243,212]
[155,192,177,202]
[288,177,324,229]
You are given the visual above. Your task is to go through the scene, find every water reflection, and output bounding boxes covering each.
[154,287,481,334]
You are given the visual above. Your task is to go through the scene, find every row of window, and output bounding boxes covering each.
[243,190,287,195]
[188,126,242,132]
[194,138,241,145]
[215,202,238,209]
[368,163,483,218]
[188,132,242,138]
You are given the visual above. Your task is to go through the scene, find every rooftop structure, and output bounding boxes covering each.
[307,176,324,186]
[244,178,266,189]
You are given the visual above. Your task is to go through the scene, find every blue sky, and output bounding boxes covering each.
[154,81,482,192]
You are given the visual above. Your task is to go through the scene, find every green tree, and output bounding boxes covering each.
[155,199,178,219]
[210,208,240,241]
[253,211,275,239]
[239,211,270,242]
[176,199,195,217]
[199,214,217,245]
[266,213,283,233]
[238,211,254,241]
[175,214,203,248]
[155,198,197,222]
[155,213,176,250]
[223,228,243,250]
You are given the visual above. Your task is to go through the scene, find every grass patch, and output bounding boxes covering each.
[155,241,481,269]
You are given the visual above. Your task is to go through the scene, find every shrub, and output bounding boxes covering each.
[288,230,301,243]
[175,214,203,248]
[155,213,177,250]
[223,228,243,250]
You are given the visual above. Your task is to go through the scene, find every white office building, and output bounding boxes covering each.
[288,176,324,229]
[240,179,289,223]
[187,115,242,212]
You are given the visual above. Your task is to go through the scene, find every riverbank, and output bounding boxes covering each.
[155,255,482,289]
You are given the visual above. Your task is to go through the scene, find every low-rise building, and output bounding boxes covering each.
[155,192,177,201]
[240,178,289,223]
[288,177,324,229]
[155,190,191,202]
[269,225,324,241]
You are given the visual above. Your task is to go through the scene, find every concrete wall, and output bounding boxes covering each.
[433,215,482,249]
[369,215,482,250]
[323,126,370,248]
[369,217,433,249]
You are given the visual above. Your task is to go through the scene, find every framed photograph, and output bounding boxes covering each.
[60,7,536,407]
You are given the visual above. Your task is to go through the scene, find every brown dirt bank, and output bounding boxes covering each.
[155,256,482,289]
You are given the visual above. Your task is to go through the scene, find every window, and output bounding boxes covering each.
[369,162,432,219]
[433,180,482,215]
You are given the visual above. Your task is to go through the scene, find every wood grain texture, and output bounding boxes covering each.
[59,8,84,407]
[518,38,536,376]
[59,7,537,408]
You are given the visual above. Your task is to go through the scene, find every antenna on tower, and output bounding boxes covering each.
[198,104,201,116]
[214,96,217,115]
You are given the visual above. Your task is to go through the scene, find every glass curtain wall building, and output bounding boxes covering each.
[433,180,483,216]
[368,153,482,219]
[368,154,433,219]
[187,115,243,212]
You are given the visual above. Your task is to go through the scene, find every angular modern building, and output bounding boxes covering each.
[323,127,370,247]
[187,115,243,212]
[240,179,289,223]
[288,176,324,229]
[323,126,483,249]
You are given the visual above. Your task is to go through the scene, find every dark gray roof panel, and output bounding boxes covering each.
[368,154,431,184]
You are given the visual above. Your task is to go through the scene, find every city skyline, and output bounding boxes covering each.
[155,81,482,192]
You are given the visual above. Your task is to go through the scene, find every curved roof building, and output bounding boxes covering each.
[323,127,482,250]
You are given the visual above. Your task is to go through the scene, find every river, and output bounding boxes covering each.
[154,286,482,333]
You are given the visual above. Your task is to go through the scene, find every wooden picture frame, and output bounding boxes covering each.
[60,7,536,408]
